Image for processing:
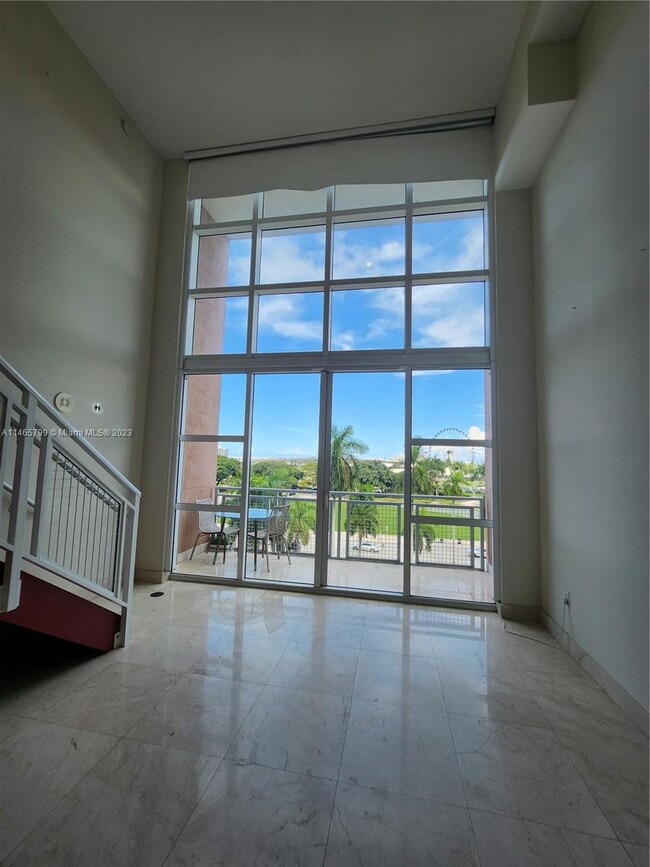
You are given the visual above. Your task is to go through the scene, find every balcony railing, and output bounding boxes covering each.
[215,485,487,570]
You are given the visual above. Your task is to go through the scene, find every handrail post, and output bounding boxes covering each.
[1,393,36,613]
[30,430,53,557]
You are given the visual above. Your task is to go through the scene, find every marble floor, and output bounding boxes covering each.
[0,581,647,867]
[174,550,494,603]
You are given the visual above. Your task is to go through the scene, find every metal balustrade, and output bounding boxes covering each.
[215,484,486,570]
[0,357,140,647]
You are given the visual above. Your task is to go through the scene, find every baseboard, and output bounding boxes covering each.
[176,543,208,563]
[497,602,540,622]
[134,569,169,585]
[542,609,649,736]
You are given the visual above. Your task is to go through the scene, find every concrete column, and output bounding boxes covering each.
[494,188,541,619]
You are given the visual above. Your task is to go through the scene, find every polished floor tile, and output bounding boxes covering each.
[470,809,634,867]
[3,580,647,867]
[0,714,116,860]
[113,623,225,672]
[623,842,650,867]
[125,672,262,756]
[341,699,465,805]
[225,684,349,779]
[0,647,112,720]
[438,660,549,726]
[353,649,445,711]
[362,618,434,658]
[3,739,219,867]
[557,730,649,846]
[325,783,480,867]
[523,670,647,743]
[190,630,289,685]
[164,760,336,867]
[450,715,615,837]
[292,612,366,648]
[37,662,176,736]
[268,639,360,697]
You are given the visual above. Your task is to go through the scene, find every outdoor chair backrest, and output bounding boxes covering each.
[267,504,289,536]
[196,498,218,534]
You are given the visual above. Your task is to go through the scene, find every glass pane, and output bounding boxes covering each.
[411,282,485,348]
[256,292,323,353]
[263,188,328,218]
[332,218,405,280]
[199,194,256,225]
[412,212,484,273]
[331,287,404,351]
[190,296,248,355]
[327,371,405,594]
[409,449,493,604]
[174,439,244,579]
[411,369,488,442]
[335,184,405,211]
[259,225,326,284]
[245,373,321,585]
[196,233,251,288]
[412,180,485,203]
[182,374,247,436]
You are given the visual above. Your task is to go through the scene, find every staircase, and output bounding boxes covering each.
[0,357,139,651]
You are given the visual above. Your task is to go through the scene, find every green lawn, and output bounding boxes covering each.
[329,499,476,540]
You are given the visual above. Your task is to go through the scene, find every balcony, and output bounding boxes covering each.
[174,486,493,603]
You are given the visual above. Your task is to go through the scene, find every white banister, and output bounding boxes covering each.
[0,355,140,648]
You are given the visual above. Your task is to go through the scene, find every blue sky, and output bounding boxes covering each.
[199,207,487,460]
[213,368,486,461]
[211,214,486,354]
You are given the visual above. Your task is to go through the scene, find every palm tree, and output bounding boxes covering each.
[409,445,446,495]
[330,425,368,491]
[442,469,466,497]
[286,501,316,551]
[349,485,379,549]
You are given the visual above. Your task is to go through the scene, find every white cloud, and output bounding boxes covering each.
[332,230,405,278]
[412,220,484,274]
[257,295,322,342]
[331,329,357,351]
[412,283,485,348]
[259,235,325,284]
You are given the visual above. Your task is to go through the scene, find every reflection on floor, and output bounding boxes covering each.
[174,550,494,603]
[0,582,646,866]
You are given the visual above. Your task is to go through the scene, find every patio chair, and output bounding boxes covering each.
[248,504,291,572]
[190,498,222,559]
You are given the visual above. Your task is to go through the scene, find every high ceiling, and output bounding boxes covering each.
[50,1,527,159]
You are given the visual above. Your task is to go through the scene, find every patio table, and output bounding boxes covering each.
[214,507,271,571]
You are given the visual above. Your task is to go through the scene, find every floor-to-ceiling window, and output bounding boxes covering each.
[173,181,495,606]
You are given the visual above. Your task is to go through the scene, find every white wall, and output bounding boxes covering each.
[494,189,541,616]
[0,2,162,482]
[135,160,189,582]
[533,1,649,712]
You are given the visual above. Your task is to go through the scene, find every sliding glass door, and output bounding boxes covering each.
[243,373,320,585]
[172,179,496,605]
[326,371,404,594]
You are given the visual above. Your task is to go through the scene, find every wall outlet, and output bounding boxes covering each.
[563,592,571,606]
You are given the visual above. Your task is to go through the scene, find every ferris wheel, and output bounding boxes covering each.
[427,428,477,463]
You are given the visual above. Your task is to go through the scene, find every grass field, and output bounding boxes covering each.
[327,499,477,541]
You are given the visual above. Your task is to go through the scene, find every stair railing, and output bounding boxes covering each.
[0,356,140,647]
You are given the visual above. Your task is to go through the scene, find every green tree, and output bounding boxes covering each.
[354,459,399,493]
[414,523,437,555]
[286,500,316,550]
[441,469,466,497]
[409,445,446,495]
[216,456,242,485]
[330,425,368,492]
[249,460,302,489]
[296,460,318,489]
[349,484,379,548]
